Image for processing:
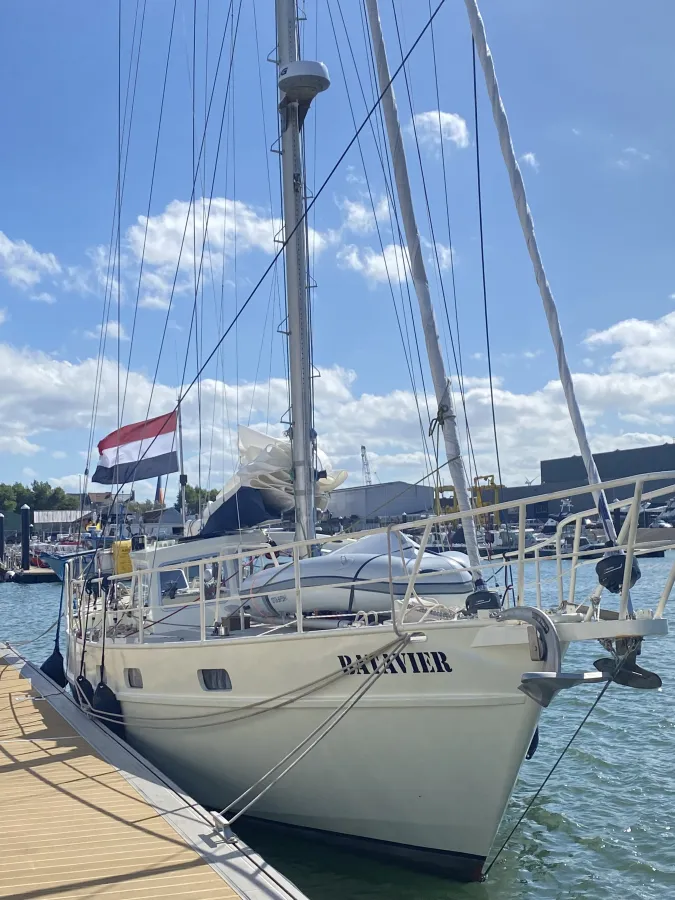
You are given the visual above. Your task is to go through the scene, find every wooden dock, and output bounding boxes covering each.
[0,645,308,900]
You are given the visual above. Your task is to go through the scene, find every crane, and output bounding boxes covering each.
[361,445,373,486]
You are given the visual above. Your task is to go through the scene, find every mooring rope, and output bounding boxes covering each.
[69,634,407,730]
[218,633,411,826]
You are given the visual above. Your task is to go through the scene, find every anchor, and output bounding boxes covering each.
[593,637,662,691]
[497,607,611,709]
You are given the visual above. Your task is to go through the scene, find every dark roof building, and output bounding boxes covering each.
[541,443,675,486]
[500,442,675,520]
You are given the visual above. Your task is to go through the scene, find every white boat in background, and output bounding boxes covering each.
[62,0,674,883]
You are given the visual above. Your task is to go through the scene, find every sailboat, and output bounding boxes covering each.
[61,0,674,883]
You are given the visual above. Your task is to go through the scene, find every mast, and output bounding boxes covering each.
[275,0,329,545]
[365,0,483,580]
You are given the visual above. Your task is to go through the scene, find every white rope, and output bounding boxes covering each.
[70,635,406,730]
[217,634,411,826]
[464,0,616,546]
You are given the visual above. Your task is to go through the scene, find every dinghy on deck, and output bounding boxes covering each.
[242,532,473,621]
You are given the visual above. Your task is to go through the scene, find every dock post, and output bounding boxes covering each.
[21,504,30,571]
[0,513,4,564]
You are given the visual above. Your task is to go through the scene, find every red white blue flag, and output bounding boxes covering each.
[92,411,179,485]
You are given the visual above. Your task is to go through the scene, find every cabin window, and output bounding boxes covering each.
[125,668,144,689]
[198,668,232,691]
[159,569,189,597]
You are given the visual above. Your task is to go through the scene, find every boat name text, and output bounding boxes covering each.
[338,651,452,675]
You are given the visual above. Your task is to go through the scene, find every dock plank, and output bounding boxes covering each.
[0,654,300,900]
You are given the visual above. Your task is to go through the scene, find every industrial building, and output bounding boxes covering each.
[328,443,675,524]
[505,442,675,518]
[326,481,433,524]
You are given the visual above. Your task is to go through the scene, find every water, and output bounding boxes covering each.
[2,563,674,899]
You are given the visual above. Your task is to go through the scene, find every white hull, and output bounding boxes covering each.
[68,619,542,879]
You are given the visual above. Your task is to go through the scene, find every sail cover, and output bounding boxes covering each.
[92,412,179,485]
[195,426,348,536]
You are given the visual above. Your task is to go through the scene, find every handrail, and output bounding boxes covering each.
[67,471,675,644]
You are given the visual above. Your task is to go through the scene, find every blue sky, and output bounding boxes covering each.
[0,0,673,500]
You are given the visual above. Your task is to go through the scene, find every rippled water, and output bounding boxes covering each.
[2,560,674,899]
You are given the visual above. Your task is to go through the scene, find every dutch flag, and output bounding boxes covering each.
[92,411,179,486]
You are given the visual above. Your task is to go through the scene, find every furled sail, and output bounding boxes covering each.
[192,426,348,536]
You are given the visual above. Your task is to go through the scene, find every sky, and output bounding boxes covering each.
[0,0,673,503]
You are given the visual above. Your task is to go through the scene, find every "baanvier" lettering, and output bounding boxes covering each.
[337,650,452,675]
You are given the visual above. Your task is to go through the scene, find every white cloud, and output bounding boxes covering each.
[623,147,650,161]
[48,474,85,493]
[84,321,129,342]
[30,292,56,304]
[1,306,675,487]
[0,435,42,455]
[337,242,409,285]
[436,243,455,271]
[411,111,469,151]
[585,311,675,374]
[22,467,38,479]
[620,412,675,427]
[345,168,366,186]
[139,294,170,310]
[615,147,651,170]
[498,349,543,364]
[127,196,327,276]
[520,152,539,172]
[0,309,7,326]
[337,195,389,236]
[0,232,61,289]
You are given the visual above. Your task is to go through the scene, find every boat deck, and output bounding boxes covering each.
[0,644,307,900]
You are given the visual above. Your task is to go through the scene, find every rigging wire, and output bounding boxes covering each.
[177,0,244,400]
[120,0,167,428]
[472,38,503,489]
[113,0,149,509]
[178,0,244,515]
[484,670,621,877]
[390,2,476,496]
[327,1,431,476]
[85,0,144,481]
[116,0,123,486]
[191,0,203,516]
[94,0,449,505]
[143,0,235,417]
[88,1,145,449]
[356,0,439,481]
[252,0,284,434]
[428,0,477,481]
[215,41,235,481]
[335,0,435,478]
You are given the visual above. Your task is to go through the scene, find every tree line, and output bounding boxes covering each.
[0,480,80,514]
[174,484,219,515]
[0,479,221,517]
